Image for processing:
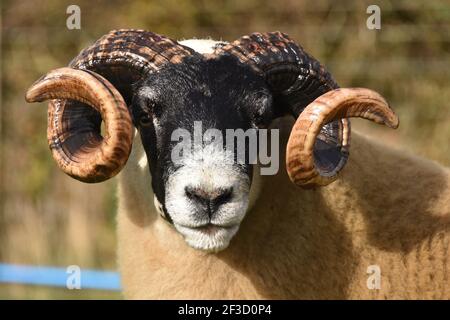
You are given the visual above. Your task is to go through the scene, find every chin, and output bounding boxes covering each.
[175,224,240,252]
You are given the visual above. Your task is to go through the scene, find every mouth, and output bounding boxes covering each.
[191,223,234,235]
[174,223,240,252]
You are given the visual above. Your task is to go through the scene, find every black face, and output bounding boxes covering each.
[130,55,274,220]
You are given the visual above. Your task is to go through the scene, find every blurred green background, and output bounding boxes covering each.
[0,0,449,299]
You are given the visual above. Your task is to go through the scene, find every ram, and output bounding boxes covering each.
[26,30,450,299]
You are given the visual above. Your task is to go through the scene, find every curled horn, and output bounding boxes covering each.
[26,68,132,182]
[26,29,196,183]
[286,88,399,187]
[215,31,399,188]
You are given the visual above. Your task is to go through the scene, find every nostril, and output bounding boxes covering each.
[185,186,208,204]
[212,187,233,207]
[185,186,233,208]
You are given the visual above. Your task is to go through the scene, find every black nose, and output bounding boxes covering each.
[185,186,233,217]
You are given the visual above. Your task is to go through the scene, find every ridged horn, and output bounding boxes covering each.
[26,67,133,182]
[26,29,197,183]
[286,88,399,187]
[216,32,398,187]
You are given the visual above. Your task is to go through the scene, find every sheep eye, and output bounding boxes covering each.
[139,115,152,127]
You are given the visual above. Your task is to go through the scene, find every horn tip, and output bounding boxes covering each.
[25,87,42,103]
[25,89,36,103]
[25,72,51,103]
[387,112,400,129]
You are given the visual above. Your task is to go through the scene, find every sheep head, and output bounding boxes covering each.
[25,30,399,252]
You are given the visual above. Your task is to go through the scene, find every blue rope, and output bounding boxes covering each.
[0,263,121,291]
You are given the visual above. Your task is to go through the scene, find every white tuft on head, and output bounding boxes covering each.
[179,39,227,54]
